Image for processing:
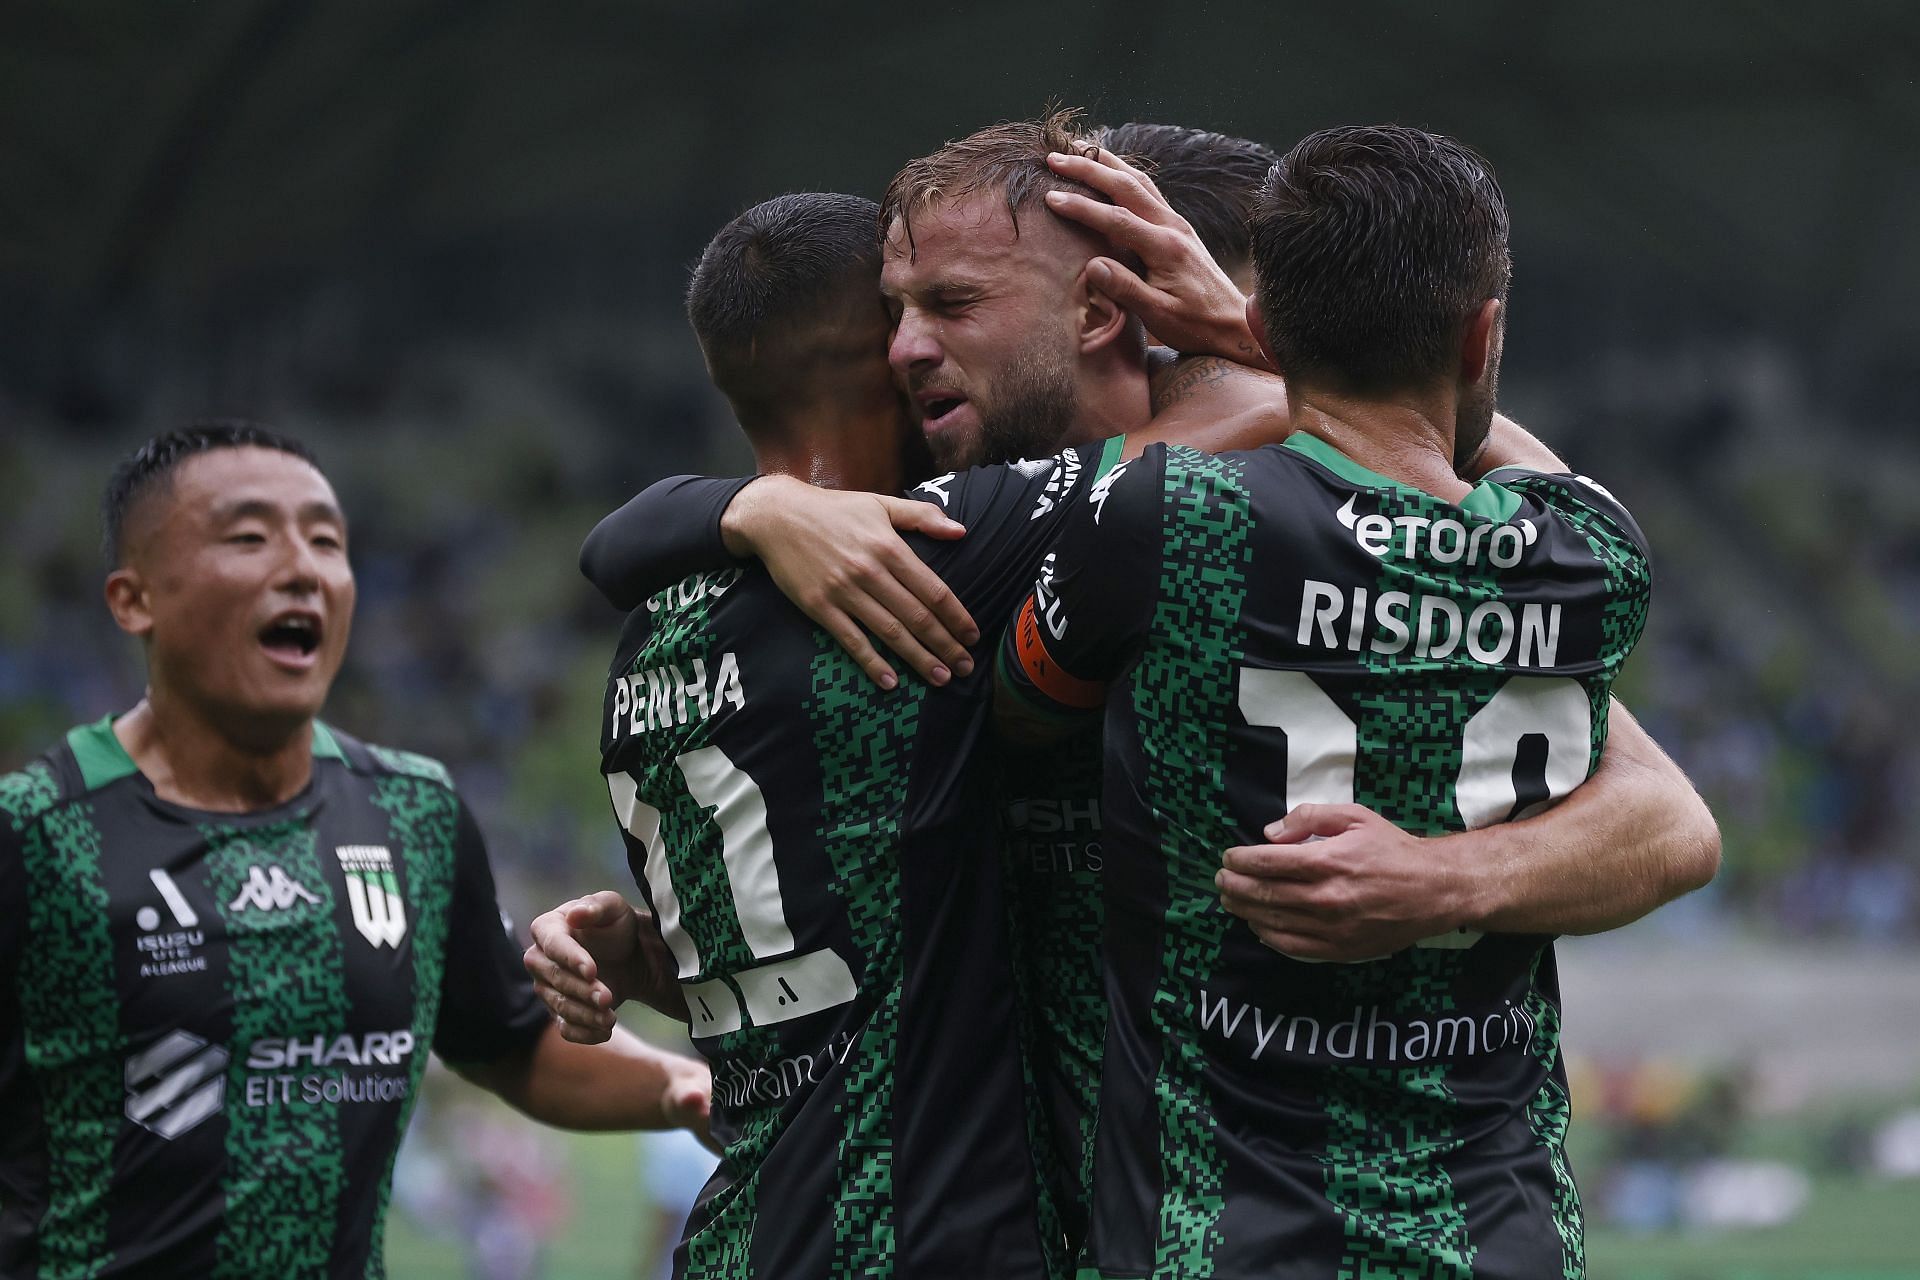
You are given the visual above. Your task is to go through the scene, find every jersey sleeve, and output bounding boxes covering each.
[1486,466,1654,670]
[996,445,1165,723]
[579,475,759,611]
[904,435,1130,641]
[429,799,550,1065]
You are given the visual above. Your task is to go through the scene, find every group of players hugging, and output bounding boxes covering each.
[3,108,1718,1279]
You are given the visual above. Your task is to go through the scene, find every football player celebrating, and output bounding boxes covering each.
[0,424,711,1279]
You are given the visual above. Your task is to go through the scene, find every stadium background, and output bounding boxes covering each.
[4,2,1918,1275]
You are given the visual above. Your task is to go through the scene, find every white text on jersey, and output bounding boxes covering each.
[1336,495,1539,567]
[611,652,746,739]
[1297,580,1563,668]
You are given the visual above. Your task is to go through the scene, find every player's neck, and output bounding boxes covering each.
[1063,351,1152,446]
[750,414,903,494]
[114,693,316,812]
[1289,386,1473,503]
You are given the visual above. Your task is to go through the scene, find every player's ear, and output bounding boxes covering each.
[105,566,154,640]
[1076,261,1135,356]
[1246,294,1279,371]
[1460,298,1501,386]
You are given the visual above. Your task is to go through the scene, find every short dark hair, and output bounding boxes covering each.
[103,420,318,566]
[686,192,883,370]
[1249,125,1511,394]
[1093,122,1276,275]
[880,105,1105,253]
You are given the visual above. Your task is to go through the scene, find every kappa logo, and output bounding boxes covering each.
[227,865,321,914]
[126,1030,228,1140]
[336,845,407,948]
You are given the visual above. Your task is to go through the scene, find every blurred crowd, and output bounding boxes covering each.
[3,330,1916,944]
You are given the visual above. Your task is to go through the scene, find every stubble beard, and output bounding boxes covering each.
[938,350,1080,471]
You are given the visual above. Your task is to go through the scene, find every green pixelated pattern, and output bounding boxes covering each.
[4,764,121,1280]
[1511,476,1653,766]
[1000,732,1105,1258]
[206,816,351,1279]
[366,769,462,1279]
[622,578,782,1280]
[1136,447,1252,1278]
[808,633,927,1280]
[1523,954,1584,1279]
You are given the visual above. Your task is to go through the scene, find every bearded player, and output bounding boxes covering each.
[549,111,1715,1259]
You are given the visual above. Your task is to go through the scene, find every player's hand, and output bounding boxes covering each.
[524,891,684,1041]
[721,475,979,689]
[662,1059,722,1155]
[1044,148,1273,371]
[1217,804,1471,962]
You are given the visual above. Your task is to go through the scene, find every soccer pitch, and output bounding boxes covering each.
[384,1116,1920,1279]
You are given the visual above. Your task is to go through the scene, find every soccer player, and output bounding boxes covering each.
[1001,124,1658,1278]
[564,191,1144,1279]
[1093,122,1278,292]
[565,113,1715,1261]
[0,424,711,1279]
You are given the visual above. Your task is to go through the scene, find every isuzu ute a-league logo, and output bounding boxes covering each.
[125,1030,228,1139]
[336,845,407,948]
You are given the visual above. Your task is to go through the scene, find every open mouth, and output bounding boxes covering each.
[258,612,321,665]
[919,394,969,430]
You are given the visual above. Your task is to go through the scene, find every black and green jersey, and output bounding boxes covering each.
[599,439,1124,1280]
[1001,434,1652,1280]
[0,718,547,1280]
[997,728,1106,1253]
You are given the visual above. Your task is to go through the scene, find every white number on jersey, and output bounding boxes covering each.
[608,746,858,1037]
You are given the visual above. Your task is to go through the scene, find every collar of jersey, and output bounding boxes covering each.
[1283,432,1523,522]
[67,714,349,794]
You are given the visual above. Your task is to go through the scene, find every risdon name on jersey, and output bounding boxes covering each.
[1001,433,1652,1280]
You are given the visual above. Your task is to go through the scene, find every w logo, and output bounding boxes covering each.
[227,865,321,913]
[337,846,407,948]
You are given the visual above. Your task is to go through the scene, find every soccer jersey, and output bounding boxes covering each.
[996,729,1106,1250]
[599,438,1123,1280]
[0,718,547,1280]
[1001,434,1652,1280]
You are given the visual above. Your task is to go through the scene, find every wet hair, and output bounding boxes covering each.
[879,105,1106,252]
[1249,124,1510,393]
[103,420,318,567]
[1093,122,1277,276]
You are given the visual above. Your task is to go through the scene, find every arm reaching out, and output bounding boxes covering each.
[452,1020,715,1144]
[1217,701,1719,960]
[523,890,689,1038]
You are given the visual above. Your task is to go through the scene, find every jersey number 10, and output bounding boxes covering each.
[1238,670,1595,955]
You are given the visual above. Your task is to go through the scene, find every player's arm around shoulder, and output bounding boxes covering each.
[994,446,1164,742]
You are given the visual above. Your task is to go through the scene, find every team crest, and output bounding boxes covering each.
[336,845,407,948]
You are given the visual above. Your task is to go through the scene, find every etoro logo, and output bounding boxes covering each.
[227,864,321,914]
[125,1031,228,1139]
[336,845,407,948]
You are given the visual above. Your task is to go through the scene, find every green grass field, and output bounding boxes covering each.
[385,1111,1920,1279]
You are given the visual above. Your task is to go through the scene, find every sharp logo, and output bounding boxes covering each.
[227,865,321,914]
[337,845,407,948]
[125,1031,228,1140]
